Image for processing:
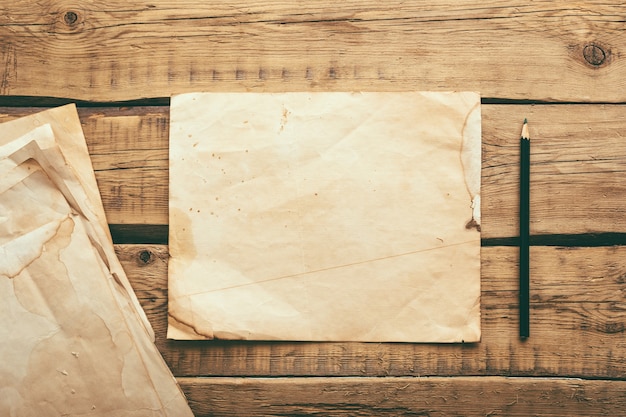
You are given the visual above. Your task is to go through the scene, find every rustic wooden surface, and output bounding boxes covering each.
[2,1,626,416]
[1,1,625,102]
[178,376,626,416]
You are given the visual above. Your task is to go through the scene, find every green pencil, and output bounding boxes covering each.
[520,118,530,339]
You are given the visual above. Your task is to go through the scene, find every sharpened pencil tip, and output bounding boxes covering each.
[521,119,529,140]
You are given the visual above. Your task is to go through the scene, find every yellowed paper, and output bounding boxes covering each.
[168,92,481,343]
[0,105,151,336]
[0,110,193,416]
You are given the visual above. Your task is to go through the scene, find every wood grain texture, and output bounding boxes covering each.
[3,2,625,415]
[116,244,626,379]
[0,1,625,102]
[177,376,626,417]
[482,104,626,238]
[3,104,625,236]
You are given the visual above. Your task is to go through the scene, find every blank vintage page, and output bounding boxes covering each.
[168,92,481,343]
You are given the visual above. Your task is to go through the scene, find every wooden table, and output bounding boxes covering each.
[2,1,626,415]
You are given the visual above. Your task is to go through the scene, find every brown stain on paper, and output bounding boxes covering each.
[3,217,68,280]
[279,105,289,132]
[11,217,124,413]
[168,209,210,338]
[169,208,197,260]
[458,99,481,232]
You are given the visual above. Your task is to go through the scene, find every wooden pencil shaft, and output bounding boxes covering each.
[519,135,530,338]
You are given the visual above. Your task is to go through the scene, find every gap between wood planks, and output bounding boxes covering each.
[109,224,626,247]
[3,95,626,107]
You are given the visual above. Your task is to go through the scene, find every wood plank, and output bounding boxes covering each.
[482,104,626,238]
[1,1,625,102]
[116,244,626,379]
[3,104,625,236]
[177,376,626,416]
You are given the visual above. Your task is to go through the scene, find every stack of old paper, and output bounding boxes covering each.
[0,105,192,416]
[168,92,482,343]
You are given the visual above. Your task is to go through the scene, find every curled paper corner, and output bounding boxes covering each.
[167,310,213,341]
[465,194,481,232]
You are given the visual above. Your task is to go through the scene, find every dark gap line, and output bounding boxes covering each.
[0,96,170,108]
[483,233,626,247]
[173,372,626,382]
[480,98,626,105]
[1,95,626,108]
[110,224,626,247]
[110,224,168,245]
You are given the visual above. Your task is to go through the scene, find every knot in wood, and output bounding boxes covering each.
[583,44,606,66]
[138,250,154,265]
[64,11,78,26]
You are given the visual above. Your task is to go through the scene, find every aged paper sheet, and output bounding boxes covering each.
[0,105,151,335]
[168,92,481,343]
[0,107,193,416]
